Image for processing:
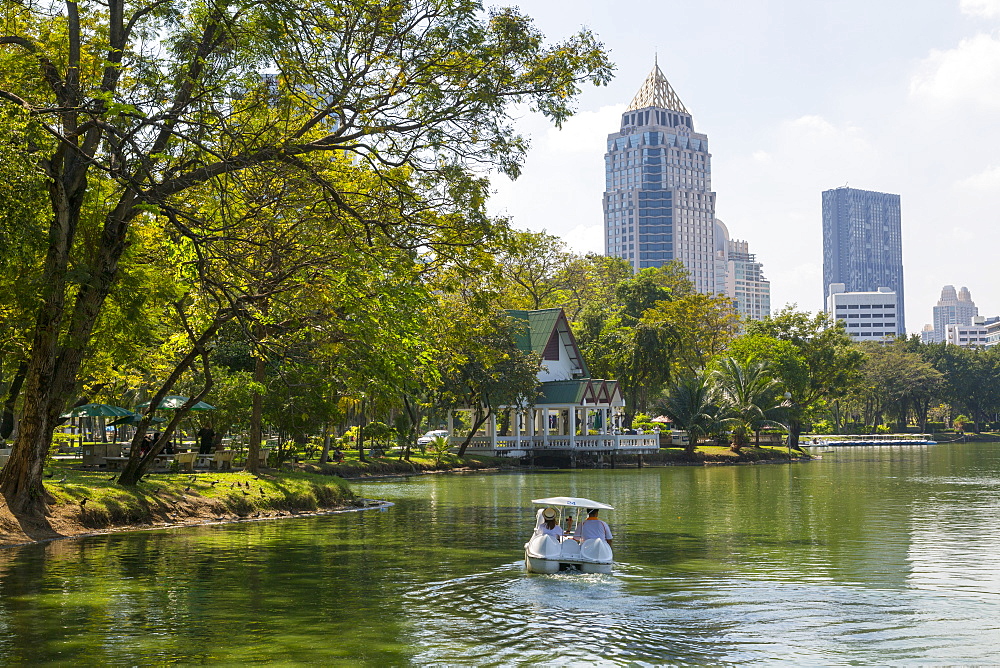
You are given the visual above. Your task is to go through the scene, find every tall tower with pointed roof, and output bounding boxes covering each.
[604,62,716,293]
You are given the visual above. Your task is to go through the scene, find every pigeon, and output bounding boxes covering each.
[259,488,265,497]
[45,472,54,478]
[242,490,249,496]
[80,498,89,507]
[108,476,117,481]
[184,486,191,492]
[210,480,220,486]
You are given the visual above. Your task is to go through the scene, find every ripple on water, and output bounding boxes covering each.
[399,560,1000,666]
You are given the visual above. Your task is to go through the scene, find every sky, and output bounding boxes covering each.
[486,0,1000,333]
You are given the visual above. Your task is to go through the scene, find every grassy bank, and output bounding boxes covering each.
[294,452,510,478]
[639,444,805,465]
[0,463,358,547]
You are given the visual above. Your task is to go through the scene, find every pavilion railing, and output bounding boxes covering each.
[458,434,660,453]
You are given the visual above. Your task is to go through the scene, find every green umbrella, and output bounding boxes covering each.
[107,414,167,427]
[60,403,136,418]
[137,396,215,411]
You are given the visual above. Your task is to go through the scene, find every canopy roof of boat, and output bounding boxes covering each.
[531,496,614,510]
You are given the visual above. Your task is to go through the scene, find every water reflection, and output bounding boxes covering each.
[0,444,998,664]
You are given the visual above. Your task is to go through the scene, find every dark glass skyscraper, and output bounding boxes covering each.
[604,63,716,294]
[822,186,905,333]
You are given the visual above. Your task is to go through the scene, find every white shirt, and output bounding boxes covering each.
[579,517,612,541]
[540,524,565,539]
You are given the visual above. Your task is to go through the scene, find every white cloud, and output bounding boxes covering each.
[544,104,625,154]
[961,0,1000,18]
[910,32,1000,108]
[955,164,1000,190]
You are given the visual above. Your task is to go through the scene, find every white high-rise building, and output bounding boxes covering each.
[931,285,978,343]
[714,220,770,321]
[603,61,716,293]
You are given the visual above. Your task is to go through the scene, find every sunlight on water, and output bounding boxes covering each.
[1,444,1000,664]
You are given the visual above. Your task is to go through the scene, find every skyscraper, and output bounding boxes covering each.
[931,285,978,343]
[604,62,716,294]
[714,219,770,321]
[821,186,905,334]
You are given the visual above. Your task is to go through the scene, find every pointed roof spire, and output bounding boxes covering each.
[626,61,688,114]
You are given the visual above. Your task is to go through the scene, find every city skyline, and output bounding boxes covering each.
[487,0,1000,333]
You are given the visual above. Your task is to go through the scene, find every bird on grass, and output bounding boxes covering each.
[259,488,266,497]
[107,476,116,482]
[242,490,250,496]
[80,498,89,507]
[184,486,191,492]
[58,476,67,483]
[188,476,197,483]
[210,480,220,486]
[45,472,54,479]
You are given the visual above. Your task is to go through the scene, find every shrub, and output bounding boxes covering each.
[811,419,834,435]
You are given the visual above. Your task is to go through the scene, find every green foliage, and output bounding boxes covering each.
[712,357,789,453]
[362,421,397,449]
[657,371,719,455]
[810,419,834,435]
[428,435,452,468]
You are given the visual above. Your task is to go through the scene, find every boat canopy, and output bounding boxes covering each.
[531,496,614,510]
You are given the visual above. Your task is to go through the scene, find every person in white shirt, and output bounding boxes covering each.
[578,508,613,546]
[539,507,565,539]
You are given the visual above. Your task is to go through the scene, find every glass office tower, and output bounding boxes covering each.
[821,186,905,334]
[603,62,716,294]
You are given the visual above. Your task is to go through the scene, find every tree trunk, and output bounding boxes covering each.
[319,422,331,464]
[247,355,266,474]
[0,361,27,441]
[357,406,368,463]
[788,418,803,452]
[456,408,489,457]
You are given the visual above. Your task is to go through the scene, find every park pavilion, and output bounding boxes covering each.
[452,308,660,457]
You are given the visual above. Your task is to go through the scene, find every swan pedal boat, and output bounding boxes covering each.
[525,496,614,574]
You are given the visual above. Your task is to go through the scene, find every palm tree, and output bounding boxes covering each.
[713,357,789,453]
[657,371,719,456]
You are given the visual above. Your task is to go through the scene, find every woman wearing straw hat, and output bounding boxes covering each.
[539,507,565,539]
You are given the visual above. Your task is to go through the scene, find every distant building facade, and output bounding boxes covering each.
[822,187,905,334]
[714,220,770,321]
[931,285,978,343]
[826,284,899,342]
[945,318,997,348]
[604,62,716,294]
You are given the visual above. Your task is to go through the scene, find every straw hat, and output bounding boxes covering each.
[542,507,557,520]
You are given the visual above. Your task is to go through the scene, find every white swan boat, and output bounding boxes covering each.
[524,496,614,574]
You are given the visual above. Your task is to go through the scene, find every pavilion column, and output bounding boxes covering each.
[569,407,577,448]
[489,411,497,448]
[514,408,521,448]
[447,411,454,440]
[543,408,550,446]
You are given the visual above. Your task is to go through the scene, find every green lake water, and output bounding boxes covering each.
[2,442,1000,665]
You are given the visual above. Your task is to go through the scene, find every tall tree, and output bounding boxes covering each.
[496,230,572,311]
[712,356,788,452]
[0,0,612,512]
[742,307,861,447]
[656,371,718,456]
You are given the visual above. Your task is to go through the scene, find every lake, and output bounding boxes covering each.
[1,442,999,665]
